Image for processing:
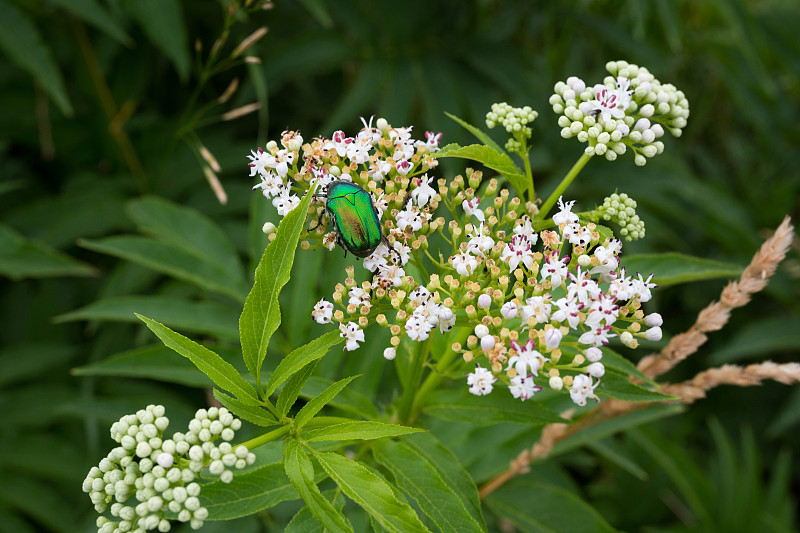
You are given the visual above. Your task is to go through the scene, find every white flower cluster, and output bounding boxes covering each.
[549,60,690,165]
[485,102,539,153]
[594,192,646,241]
[82,405,256,533]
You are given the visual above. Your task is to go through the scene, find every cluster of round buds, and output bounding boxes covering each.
[82,405,256,533]
[549,60,689,165]
[593,193,646,241]
[485,102,539,153]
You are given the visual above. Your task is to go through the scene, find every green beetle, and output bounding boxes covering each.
[317,180,385,258]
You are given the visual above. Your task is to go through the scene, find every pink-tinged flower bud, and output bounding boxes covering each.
[480,335,496,352]
[585,347,603,362]
[645,326,662,341]
[474,324,490,339]
[477,294,492,309]
[644,313,663,327]
[587,362,605,377]
[501,301,518,319]
[544,328,563,350]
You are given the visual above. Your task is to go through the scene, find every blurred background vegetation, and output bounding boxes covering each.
[0,0,798,531]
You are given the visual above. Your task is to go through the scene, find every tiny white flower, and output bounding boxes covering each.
[272,186,301,216]
[377,264,405,287]
[435,305,456,333]
[520,296,552,325]
[553,196,579,225]
[452,251,478,276]
[312,299,333,324]
[477,294,492,309]
[513,216,538,242]
[540,253,569,287]
[480,335,496,352]
[467,366,497,396]
[645,326,662,341]
[544,328,563,350]
[411,174,436,208]
[585,347,603,362]
[474,324,490,339]
[383,347,396,360]
[462,197,485,222]
[507,339,547,376]
[339,322,365,351]
[467,223,495,256]
[348,287,370,307]
[364,243,390,272]
[500,235,536,271]
[569,374,600,406]
[405,314,433,341]
[578,325,616,347]
[261,222,277,235]
[369,158,392,182]
[246,147,270,177]
[644,313,663,327]
[549,376,563,391]
[509,375,540,401]
[252,170,284,199]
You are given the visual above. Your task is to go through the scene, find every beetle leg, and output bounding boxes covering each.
[307,207,327,233]
[384,236,403,265]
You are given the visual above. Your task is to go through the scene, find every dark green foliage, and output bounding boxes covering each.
[0,0,798,531]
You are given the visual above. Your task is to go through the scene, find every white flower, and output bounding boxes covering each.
[369,158,392,181]
[405,314,433,341]
[312,299,333,324]
[396,207,429,232]
[644,313,663,327]
[607,271,637,301]
[474,324,490,339]
[544,328,563,350]
[507,339,547,377]
[584,293,619,328]
[395,159,413,176]
[364,243,390,272]
[383,347,396,360]
[501,301,519,319]
[377,264,405,287]
[467,223,495,256]
[509,375,540,401]
[480,335,496,352]
[500,235,536,271]
[416,130,443,151]
[271,149,294,177]
[261,222,277,235]
[578,325,616,347]
[391,241,411,265]
[435,305,455,333]
[587,77,633,123]
[272,186,301,216]
[477,294,492,309]
[373,192,389,220]
[252,171,284,199]
[513,216,538,243]
[467,366,496,396]
[552,196,579,225]
[247,147,271,177]
[567,225,592,247]
[323,130,352,157]
[348,287,370,307]
[452,251,478,276]
[462,197,485,222]
[631,273,657,302]
[409,286,431,305]
[540,253,569,287]
[569,374,599,406]
[411,174,436,208]
[346,135,373,165]
[339,322,365,351]
[549,376,563,391]
[520,296,552,325]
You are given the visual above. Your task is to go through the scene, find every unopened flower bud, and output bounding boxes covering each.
[585,347,603,362]
[383,348,396,360]
[549,376,563,390]
[645,326,662,341]
[474,324,490,339]
[481,335,496,352]
[644,313,663,327]
[587,362,605,377]
[262,222,277,235]
[477,294,492,309]
[544,328,562,350]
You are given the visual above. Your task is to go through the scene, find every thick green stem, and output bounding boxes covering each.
[396,338,431,424]
[538,153,592,219]
[239,425,290,450]
[523,150,535,202]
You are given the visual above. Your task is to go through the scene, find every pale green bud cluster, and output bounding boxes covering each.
[595,193,646,241]
[485,102,538,152]
[550,60,689,165]
[82,405,256,533]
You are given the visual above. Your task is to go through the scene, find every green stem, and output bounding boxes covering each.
[408,327,470,421]
[538,153,592,219]
[396,337,431,424]
[523,148,534,203]
[239,425,290,450]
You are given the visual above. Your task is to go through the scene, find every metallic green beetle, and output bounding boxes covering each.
[320,180,384,257]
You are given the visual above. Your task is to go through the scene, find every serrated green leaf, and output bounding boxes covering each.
[286,490,346,533]
[402,432,486,529]
[372,439,484,533]
[622,252,742,287]
[598,347,656,385]
[49,0,131,44]
[295,375,359,430]
[123,0,189,79]
[213,389,276,428]
[266,330,343,398]
[282,439,354,533]
[72,344,213,387]
[485,477,616,533]
[79,236,249,301]
[137,314,259,404]
[303,421,422,442]
[0,0,72,115]
[201,463,297,520]
[444,112,505,153]
[424,388,563,426]
[240,186,316,392]
[0,224,96,280]
[277,360,319,418]
[55,296,239,340]
[126,196,244,283]
[434,143,528,195]
[597,370,675,402]
[310,450,430,533]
